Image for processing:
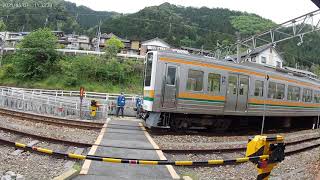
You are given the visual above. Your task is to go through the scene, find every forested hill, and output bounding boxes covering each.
[0,0,117,34]
[0,1,320,68]
[101,3,275,50]
[101,3,320,68]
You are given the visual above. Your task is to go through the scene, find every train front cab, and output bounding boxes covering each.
[142,51,158,127]
[142,51,181,128]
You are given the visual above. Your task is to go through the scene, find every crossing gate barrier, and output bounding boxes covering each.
[246,135,285,180]
[3,135,285,179]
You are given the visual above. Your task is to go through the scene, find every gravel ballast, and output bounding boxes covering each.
[166,147,320,180]
[0,145,74,180]
[0,115,99,143]
[153,129,320,150]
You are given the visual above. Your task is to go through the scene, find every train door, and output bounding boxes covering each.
[237,75,249,111]
[162,64,178,108]
[225,74,249,112]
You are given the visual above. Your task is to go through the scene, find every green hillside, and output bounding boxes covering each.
[0,0,117,34]
[1,1,320,70]
[100,3,320,68]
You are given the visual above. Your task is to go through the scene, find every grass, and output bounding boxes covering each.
[73,163,82,172]
[0,54,145,94]
[0,74,143,94]
[181,173,199,180]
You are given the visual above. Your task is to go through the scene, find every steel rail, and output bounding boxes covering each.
[0,136,318,166]
[0,108,104,130]
[0,126,92,147]
[161,136,320,154]
[1,122,318,155]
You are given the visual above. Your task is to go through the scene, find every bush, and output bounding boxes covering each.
[14,28,59,80]
[2,64,16,78]
[0,51,144,93]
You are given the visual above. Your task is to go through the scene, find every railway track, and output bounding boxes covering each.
[0,122,318,160]
[0,108,104,130]
[0,126,92,147]
[0,132,318,166]
[161,136,320,154]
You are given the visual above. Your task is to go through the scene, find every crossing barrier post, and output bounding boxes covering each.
[90,100,98,118]
[246,135,285,180]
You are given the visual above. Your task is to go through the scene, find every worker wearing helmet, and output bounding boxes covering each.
[116,92,126,118]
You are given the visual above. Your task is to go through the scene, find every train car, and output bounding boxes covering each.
[142,50,320,129]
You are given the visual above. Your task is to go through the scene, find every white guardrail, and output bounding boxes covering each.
[0,86,140,118]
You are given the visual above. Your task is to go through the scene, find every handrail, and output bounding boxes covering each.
[0,86,139,100]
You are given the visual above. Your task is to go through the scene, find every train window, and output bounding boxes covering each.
[144,53,153,87]
[314,91,320,103]
[166,66,176,85]
[276,83,285,99]
[228,76,237,95]
[239,77,248,95]
[268,82,285,99]
[208,73,221,94]
[186,69,203,91]
[287,85,300,101]
[303,89,313,102]
[268,82,276,99]
[254,80,264,97]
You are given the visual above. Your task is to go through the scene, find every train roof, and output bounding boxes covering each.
[155,50,320,87]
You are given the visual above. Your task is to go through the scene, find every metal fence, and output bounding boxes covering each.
[0,86,139,118]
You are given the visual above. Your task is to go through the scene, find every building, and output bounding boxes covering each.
[92,32,143,55]
[225,45,284,68]
[0,31,71,49]
[94,33,130,49]
[0,32,25,48]
[65,34,79,50]
[140,37,171,56]
[64,34,91,50]
[78,35,91,50]
[127,40,140,55]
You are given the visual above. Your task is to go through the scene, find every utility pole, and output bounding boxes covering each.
[201,45,203,55]
[261,74,269,135]
[0,31,7,67]
[95,20,101,52]
[236,32,241,63]
[44,16,48,27]
[0,16,8,67]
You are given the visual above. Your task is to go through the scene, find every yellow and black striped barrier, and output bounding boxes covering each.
[2,134,285,180]
[13,142,271,166]
[246,135,285,180]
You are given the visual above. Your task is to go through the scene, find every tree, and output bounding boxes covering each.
[105,36,124,59]
[15,28,59,80]
[230,15,276,37]
[0,19,6,31]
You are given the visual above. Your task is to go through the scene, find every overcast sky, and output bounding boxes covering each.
[65,0,319,23]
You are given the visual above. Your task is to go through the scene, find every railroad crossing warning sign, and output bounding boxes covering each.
[80,87,85,100]
[80,87,85,119]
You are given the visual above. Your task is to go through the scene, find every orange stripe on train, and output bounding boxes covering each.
[159,57,319,89]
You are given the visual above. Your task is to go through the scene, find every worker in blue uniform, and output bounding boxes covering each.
[116,92,126,118]
[135,96,142,118]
